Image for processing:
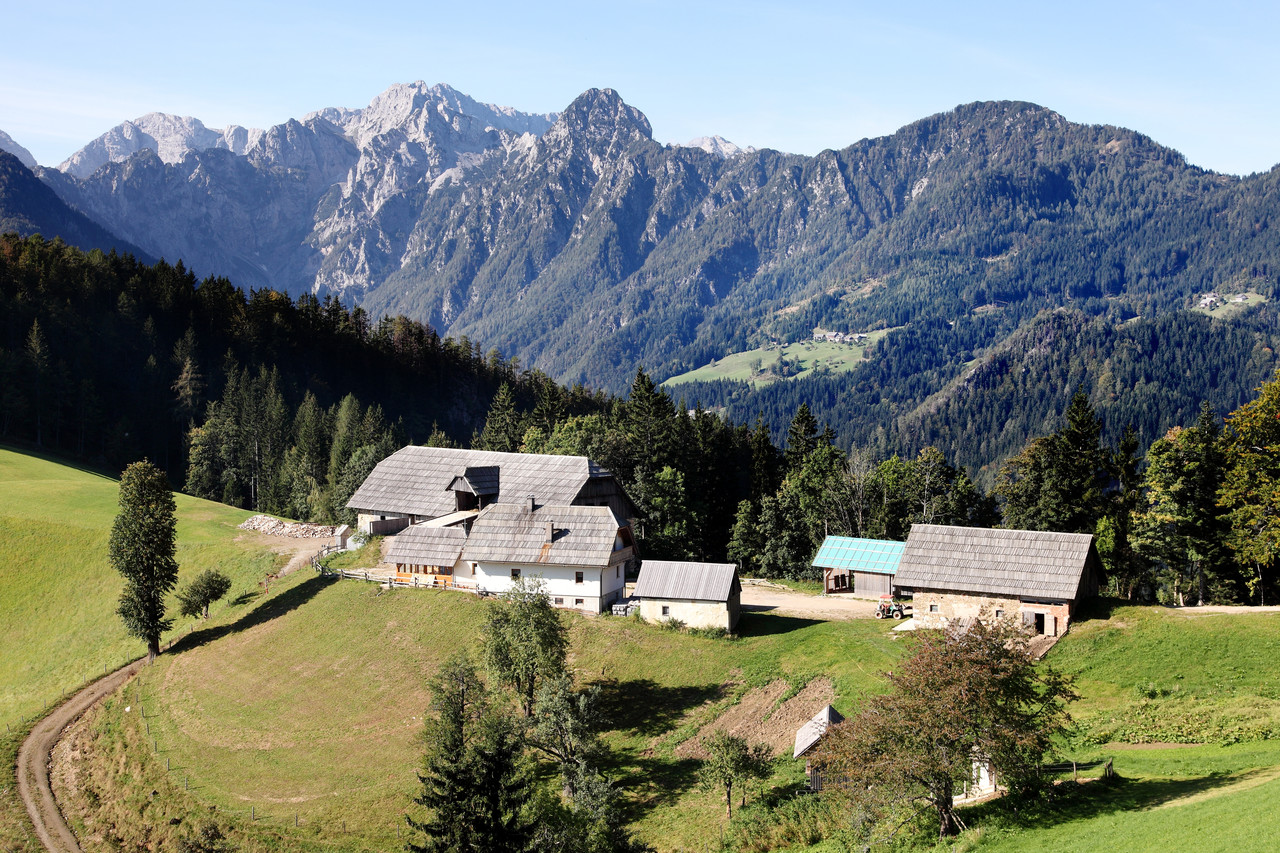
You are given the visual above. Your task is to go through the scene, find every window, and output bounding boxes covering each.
[616,566,620,578]
[575,571,584,584]
[554,597,563,605]
[995,609,1005,618]
[511,568,521,579]
[574,598,584,607]
[661,605,670,616]
[929,604,939,613]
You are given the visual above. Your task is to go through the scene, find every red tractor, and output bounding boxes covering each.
[874,595,906,619]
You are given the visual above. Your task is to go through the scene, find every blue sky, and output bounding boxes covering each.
[3,0,1276,175]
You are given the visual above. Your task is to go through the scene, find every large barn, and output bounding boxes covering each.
[346,446,635,535]
[894,524,1100,637]
[810,536,904,597]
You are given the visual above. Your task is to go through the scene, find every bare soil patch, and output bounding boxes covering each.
[675,678,836,759]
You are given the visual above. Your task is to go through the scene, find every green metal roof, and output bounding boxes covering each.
[811,536,904,575]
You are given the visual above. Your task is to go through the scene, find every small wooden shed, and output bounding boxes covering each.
[384,525,467,586]
[633,561,741,631]
[793,704,844,791]
[810,536,904,597]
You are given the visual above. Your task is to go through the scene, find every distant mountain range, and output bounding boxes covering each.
[2,81,1279,472]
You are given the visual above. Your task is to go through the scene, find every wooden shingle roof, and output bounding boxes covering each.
[385,525,467,568]
[895,524,1096,601]
[347,446,613,518]
[633,561,741,603]
[461,504,627,568]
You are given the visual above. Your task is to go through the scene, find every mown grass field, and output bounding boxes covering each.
[0,445,292,848]
[0,446,282,728]
[122,569,903,851]
[663,333,890,388]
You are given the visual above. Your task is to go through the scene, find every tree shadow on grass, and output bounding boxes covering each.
[969,772,1258,830]
[592,678,725,737]
[1073,597,1133,622]
[167,574,335,655]
[612,753,704,820]
[736,612,824,637]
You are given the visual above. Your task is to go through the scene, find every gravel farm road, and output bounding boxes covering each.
[17,659,144,853]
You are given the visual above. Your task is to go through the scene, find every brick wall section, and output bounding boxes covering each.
[911,590,1073,636]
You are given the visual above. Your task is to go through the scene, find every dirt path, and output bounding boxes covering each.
[1167,604,1280,615]
[234,530,329,577]
[18,659,144,853]
[739,583,879,620]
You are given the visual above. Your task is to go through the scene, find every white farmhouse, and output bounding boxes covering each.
[458,501,634,613]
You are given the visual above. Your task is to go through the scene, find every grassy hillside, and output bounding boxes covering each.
[0,446,282,728]
[118,573,901,851]
[10,447,1280,852]
[663,333,890,388]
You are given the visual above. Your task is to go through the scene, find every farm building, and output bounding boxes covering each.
[894,524,1101,637]
[346,446,636,535]
[633,561,741,631]
[457,502,634,613]
[793,704,844,792]
[811,535,904,596]
[382,500,634,613]
[384,524,467,585]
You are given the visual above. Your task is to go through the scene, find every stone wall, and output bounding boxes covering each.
[910,590,1072,636]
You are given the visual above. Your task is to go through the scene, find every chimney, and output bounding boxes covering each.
[545,521,555,543]
[525,495,535,512]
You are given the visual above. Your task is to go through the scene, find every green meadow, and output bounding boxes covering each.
[0,446,279,729]
[663,333,890,388]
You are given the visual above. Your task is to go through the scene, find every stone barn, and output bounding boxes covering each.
[633,561,741,631]
[894,524,1101,637]
[811,535,904,597]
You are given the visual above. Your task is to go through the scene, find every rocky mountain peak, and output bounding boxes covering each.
[58,112,265,179]
[679,135,757,158]
[0,129,37,169]
[541,88,653,158]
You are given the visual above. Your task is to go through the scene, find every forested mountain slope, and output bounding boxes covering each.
[30,85,1280,394]
[0,152,146,258]
[676,307,1280,486]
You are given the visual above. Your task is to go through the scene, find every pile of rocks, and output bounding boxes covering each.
[238,514,337,539]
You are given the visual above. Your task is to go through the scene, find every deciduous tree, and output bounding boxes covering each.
[483,578,568,716]
[696,730,772,819]
[176,569,232,619]
[812,619,1074,841]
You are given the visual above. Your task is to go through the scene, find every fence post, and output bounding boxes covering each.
[1072,761,1077,781]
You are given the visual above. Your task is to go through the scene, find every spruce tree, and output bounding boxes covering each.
[407,654,533,853]
[477,383,524,453]
[110,460,179,662]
